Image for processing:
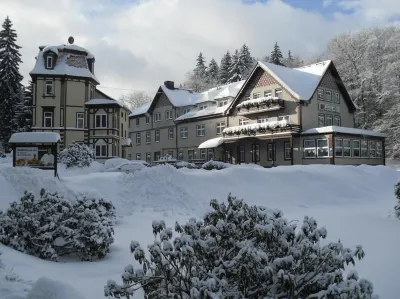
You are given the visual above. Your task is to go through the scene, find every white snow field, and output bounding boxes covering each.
[0,161,399,298]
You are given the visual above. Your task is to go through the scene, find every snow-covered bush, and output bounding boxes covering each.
[202,159,232,170]
[104,194,375,299]
[175,161,197,169]
[0,189,115,261]
[59,142,94,168]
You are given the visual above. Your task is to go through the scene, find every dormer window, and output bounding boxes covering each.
[46,56,53,69]
[199,105,208,110]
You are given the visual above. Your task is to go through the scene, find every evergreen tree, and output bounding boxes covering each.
[239,44,255,77]
[219,51,232,84]
[194,52,206,78]
[228,49,245,83]
[16,81,33,132]
[288,49,293,61]
[0,16,24,150]
[269,42,284,66]
[206,58,219,84]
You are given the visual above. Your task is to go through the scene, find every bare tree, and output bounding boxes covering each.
[119,91,152,111]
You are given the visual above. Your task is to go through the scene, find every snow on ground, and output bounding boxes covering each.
[0,162,399,298]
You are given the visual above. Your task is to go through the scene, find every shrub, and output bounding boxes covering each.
[104,194,375,299]
[59,142,94,168]
[0,189,115,261]
[175,161,198,169]
[394,182,400,218]
[202,160,231,170]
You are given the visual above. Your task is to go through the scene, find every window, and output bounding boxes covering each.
[325,90,332,102]
[180,127,188,139]
[121,123,124,136]
[284,141,292,160]
[264,90,272,98]
[239,119,249,126]
[154,152,161,161]
[188,150,194,161]
[325,114,333,126]
[183,108,190,115]
[146,132,151,144]
[334,92,340,104]
[95,145,107,157]
[166,110,173,120]
[267,143,276,161]
[239,145,245,163]
[76,112,84,129]
[145,115,150,124]
[178,151,183,159]
[369,141,376,158]
[335,138,343,157]
[252,144,260,162]
[95,114,107,128]
[208,149,214,161]
[257,116,268,123]
[318,114,325,127]
[218,100,228,107]
[154,112,161,122]
[199,105,208,110]
[317,88,324,100]
[334,115,341,126]
[196,124,205,136]
[155,130,160,142]
[146,153,151,162]
[361,140,368,158]
[46,56,53,69]
[168,128,174,139]
[225,150,232,163]
[136,153,141,160]
[275,88,283,98]
[277,115,290,121]
[136,118,139,126]
[317,139,329,157]
[304,140,316,158]
[253,92,260,99]
[167,151,174,158]
[45,80,53,95]
[216,122,225,135]
[352,140,360,157]
[121,112,123,117]
[376,141,383,158]
[136,133,141,145]
[44,111,53,127]
[343,139,351,157]
[200,149,206,160]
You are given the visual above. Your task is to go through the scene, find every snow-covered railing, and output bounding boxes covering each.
[223,119,296,136]
[236,96,284,110]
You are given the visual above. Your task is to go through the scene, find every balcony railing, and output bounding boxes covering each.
[237,96,284,115]
[222,119,299,137]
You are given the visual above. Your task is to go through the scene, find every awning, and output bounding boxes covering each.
[198,137,224,149]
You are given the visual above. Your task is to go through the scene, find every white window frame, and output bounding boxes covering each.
[239,119,249,126]
[76,112,84,129]
[218,100,228,107]
[325,90,332,102]
[277,115,290,121]
[199,105,208,110]
[95,114,107,128]
[46,56,53,69]
[208,149,214,161]
[334,92,340,104]
[325,114,333,126]
[334,115,341,126]
[155,130,160,143]
[275,88,283,98]
[146,131,151,144]
[95,145,107,157]
[369,141,376,158]
[183,108,190,115]
[264,90,272,98]
[317,139,329,157]
[136,153,141,160]
[216,122,225,135]
[196,124,205,137]
[257,116,268,123]
[303,139,316,158]
[352,140,360,158]
[200,149,206,160]
[168,128,174,139]
[145,115,150,124]
[361,140,368,158]
[165,110,173,120]
[317,88,324,100]
[154,112,161,122]
[180,127,188,139]
[136,133,141,145]
[284,141,291,160]
[44,111,53,127]
[376,141,383,158]
[318,113,325,127]
[253,92,260,99]
[343,139,351,157]
[45,80,53,95]
[335,138,343,157]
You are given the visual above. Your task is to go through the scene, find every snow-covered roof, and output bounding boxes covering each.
[122,138,132,146]
[258,61,327,101]
[198,137,224,149]
[85,99,122,106]
[295,60,331,76]
[301,126,387,138]
[160,86,200,107]
[175,104,227,121]
[9,132,61,144]
[129,102,151,117]
[30,44,98,83]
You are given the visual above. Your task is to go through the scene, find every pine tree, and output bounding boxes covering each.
[194,52,206,78]
[228,49,245,83]
[239,44,255,77]
[269,42,284,66]
[16,81,33,132]
[206,58,219,84]
[0,16,24,150]
[219,51,232,85]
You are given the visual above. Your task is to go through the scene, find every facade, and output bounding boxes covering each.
[128,60,386,166]
[29,40,130,161]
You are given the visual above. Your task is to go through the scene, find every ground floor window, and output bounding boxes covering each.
[252,144,260,162]
[317,139,329,157]
[352,140,360,157]
[178,151,183,160]
[303,140,316,158]
[369,141,376,158]
[225,150,232,163]
[284,141,291,160]
[376,141,383,158]
[167,151,174,158]
[95,144,107,157]
[188,150,194,161]
[267,143,276,161]
[208,149,214,161]
[200,149,206,160]
[343,139,351,157]
[361,140,368,158]
[335,138,343,157]
[154,151,161,161]
[239,145,245,163]
[136,153,141,160]
[146,153,151,162]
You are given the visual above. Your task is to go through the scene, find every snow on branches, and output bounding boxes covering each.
[104,194,375,299]
[59,142,94,168]
[0,189,115,261]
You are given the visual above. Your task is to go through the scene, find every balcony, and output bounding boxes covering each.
[222,119,300,137]
[237,96,284,115]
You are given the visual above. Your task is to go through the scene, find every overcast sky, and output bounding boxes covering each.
[1,0,399,100]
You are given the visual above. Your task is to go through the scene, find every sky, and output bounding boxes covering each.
[0,0,399,100]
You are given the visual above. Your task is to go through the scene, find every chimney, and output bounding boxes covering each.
[164,81,174,90]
